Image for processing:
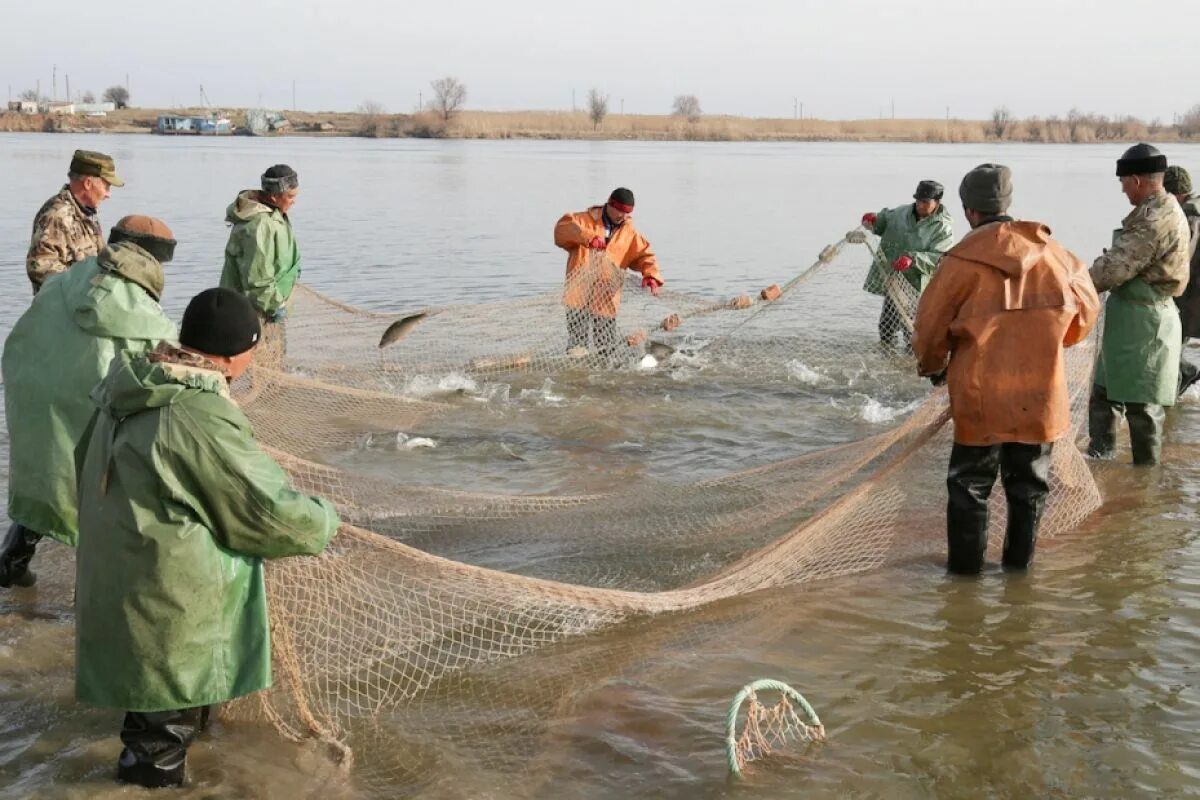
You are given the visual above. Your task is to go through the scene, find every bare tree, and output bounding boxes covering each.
[990,106,1012,139]
[672,94,702,123]
[1180,104,1200,138]
[429,76,467,122]
[356,100,388,137]
[18,88,42,102]
[587,88,609,131]
[81,90,96,104]
[102,85,130,109]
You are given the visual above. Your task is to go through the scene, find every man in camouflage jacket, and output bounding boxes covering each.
[1164,165,1200,395]
[1088,145,1191,465]
[26,150,124,294]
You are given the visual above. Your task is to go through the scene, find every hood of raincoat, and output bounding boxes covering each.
[90,343,230,424]
[225,189,278,224]
[65,242,168,337]
[944,219,1052,280]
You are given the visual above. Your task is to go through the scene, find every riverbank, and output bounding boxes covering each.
[3,107,1194,144]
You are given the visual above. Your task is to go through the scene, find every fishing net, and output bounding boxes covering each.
[207,227,1102,791]
[725,679,826,777]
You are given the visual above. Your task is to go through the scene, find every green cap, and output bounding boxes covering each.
[1165,165,1192,195]
[69,149,124,187]
[959,163,1013,214]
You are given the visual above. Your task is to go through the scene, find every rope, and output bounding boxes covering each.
[725,678,824,778]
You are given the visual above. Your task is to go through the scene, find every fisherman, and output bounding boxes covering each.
[913,164,1100,574]
[220,164,303,369]
[0,216,178,588]
[554,187,663,355]
[1087,145,1191,465]
[26,149,123,294]
[861,179,954,347]
[74,288,340,789]
[1164,165,1200,395]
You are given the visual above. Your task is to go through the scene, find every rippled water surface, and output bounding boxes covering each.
[1,135,1199,798]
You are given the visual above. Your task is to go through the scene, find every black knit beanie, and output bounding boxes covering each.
[180,288,262,357]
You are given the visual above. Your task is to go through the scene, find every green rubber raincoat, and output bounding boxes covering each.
[863,203,954,295]
[74,345,339,711]
[2,243,176,545]
[219,190,301,317]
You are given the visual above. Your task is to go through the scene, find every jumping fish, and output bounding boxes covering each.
[378,312,429,349]
[646,341,676,361]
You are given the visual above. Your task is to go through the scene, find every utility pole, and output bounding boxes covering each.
[292,79,296,111]
[793,97,797,120]
[800,102,804,120]
[66,75,70,104]
[418,90,423,111]
[52,64,57,100]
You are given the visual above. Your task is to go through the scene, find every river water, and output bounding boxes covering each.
[1,134,1199,798]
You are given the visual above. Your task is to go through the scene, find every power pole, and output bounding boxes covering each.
[292,79,296,111]
[793,97,797,120]
[52,64,57,100]
[66,75,70,104]
[418,90,423,110]
[800,102,804,120]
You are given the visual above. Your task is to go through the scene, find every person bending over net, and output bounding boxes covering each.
[73,288,340,788]
[554,187,663,356]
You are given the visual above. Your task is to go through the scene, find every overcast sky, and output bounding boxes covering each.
[2,0,1194,120]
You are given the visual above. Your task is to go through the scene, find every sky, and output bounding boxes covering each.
[2,0,1195,121]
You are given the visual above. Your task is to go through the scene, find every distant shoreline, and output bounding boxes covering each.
[2,107,1193,145]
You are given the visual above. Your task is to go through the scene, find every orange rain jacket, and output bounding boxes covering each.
[912,220,1100,446]
[554,206,662,318]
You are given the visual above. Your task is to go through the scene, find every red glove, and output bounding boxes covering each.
[641,275,662,296]
[861,212,877,228]
[892,255,913,272]
[588,236,607,250]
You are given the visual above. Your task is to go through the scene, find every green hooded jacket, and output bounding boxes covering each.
[862,203,954,295]
[2,243,176,545]
[74,345,340,712]
[220,190,301,316]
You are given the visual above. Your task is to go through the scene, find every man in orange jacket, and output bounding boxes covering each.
[554,188,663,354]
[912,164,1100,575]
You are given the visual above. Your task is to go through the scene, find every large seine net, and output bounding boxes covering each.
[210,230,1101,792]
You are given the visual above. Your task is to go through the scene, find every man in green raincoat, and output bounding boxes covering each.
[74,288,340,788]
[220,164,302,369]
[861,179,955,347]
[1087,145,1192,465]
[1164,165,1200,395]
[0,216,178,588]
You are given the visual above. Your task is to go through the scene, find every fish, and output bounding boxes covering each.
[646,341,676,361]
[378,312,429,349]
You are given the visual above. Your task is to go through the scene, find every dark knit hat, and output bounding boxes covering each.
[608,187,635,212]
[180,288,262,357]
[1116,143,1167,177]
[108,215,177,264]
[261,164,299,194]
[914,180,944,201]
[1165,165,1192,195]
[959,164,1013,214]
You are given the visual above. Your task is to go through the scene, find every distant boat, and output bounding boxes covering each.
[155,113,233,135]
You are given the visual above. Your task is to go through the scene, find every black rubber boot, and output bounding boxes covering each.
[946,444,1000,575]
[0,523,41,588]
[1179,357,1200,397]
[1126,403,1165,466]
[116,707,209,789]
[999,443,1053,570]
[1086,384,1122,459]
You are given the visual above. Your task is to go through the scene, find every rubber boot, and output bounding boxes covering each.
[1126,403,1165,466]
[1086,384,1122,459]
[116,707,209,789]
[0,523,41,588]
[946,444,999,575]
[999,443,1053,570]
[1179,357,1200,397]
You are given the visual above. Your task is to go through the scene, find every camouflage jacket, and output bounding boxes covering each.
[1089,190,1191,297]
[26,185,105,293]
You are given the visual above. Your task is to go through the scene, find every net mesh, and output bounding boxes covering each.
[184,230,1098,791]
[727,681,827,777]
